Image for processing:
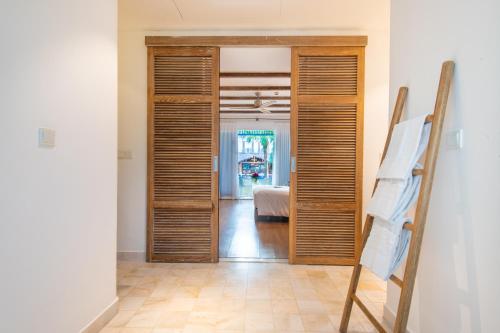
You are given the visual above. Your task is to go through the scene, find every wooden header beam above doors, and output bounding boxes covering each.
[220,72,290,78]
[145,35,368,47]
[220,103,290,108]
[220,110,290,114]
[220,85,290,91]
[219,96,290,100]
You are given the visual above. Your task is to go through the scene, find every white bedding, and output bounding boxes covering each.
[253,185,289,217]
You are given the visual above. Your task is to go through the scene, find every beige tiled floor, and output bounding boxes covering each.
[101,261,389,333]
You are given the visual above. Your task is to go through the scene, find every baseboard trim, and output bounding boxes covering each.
[117,251,146,262]
[383,304,413,333]
[79,297,119,333]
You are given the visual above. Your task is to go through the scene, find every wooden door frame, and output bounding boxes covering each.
[146,36,367,264]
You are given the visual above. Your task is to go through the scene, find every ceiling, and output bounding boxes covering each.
[220,48,291,120]
[119,0,389,31]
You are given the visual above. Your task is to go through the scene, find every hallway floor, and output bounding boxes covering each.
[101,261,388,333]
[219,200,288,259]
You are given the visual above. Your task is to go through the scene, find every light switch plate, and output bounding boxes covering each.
[38,128,55,148]
[118,150,133,160]
[446,129,463,150]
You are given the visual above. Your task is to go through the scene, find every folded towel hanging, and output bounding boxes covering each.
[377,115,431,180]
[362,114,432,280]
[360,216,412,280]
[367,164,422,221]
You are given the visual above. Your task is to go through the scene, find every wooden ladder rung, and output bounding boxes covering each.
[352,294,387,333]
[412,168,425,176]
[403,223,415,231]
[363,218,414,231]
[389,274,403,287]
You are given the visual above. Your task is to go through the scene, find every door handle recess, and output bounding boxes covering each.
[213,156,218,172]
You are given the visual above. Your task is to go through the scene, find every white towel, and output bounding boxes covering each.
[361,114,432,280]
[377,115,431,180]
[360,216,412,280]
[367,167,422,221]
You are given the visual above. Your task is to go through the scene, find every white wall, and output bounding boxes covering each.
[0,1,117,332]
[386,0,500,332]
[221,47,291,72]
[117,2,391,256]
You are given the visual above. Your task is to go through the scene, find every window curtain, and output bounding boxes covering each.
[219,125,239,198]
[273,125,291,186]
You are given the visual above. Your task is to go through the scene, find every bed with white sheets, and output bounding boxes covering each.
[253,185,289,218]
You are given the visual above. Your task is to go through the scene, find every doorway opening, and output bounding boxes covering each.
[218,47,291,260]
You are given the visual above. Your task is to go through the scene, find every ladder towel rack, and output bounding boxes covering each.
[340,60,455,333]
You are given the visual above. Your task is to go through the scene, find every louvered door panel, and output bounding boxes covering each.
[297,104,357,202]
[298,55,358,95]
[290,47,364,265]
[154,56,213,95]
[148,47,219,263]
[153,209,212,257]
[296,210,355,258]
[154,103,212,200]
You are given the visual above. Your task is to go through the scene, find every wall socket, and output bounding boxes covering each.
[38,128,55,148]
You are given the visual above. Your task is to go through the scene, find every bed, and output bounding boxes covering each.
[253,185,290,219]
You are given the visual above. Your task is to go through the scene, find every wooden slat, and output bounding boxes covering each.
[296,202,356,210]
[390,274,403,287]
[155,95,212,103]
[145,35,368,47]
[412,168,425,176]
[220,85,290,91]
[297,95,358,104]
[352,295,387,333]
[403,223,415,231]
[220,72,290,78]
[153,200,212,210]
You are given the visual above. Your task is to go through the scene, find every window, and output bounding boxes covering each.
[237,130,275,198]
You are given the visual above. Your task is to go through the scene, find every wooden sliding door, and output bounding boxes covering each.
[147,46,219,262]
[290,46,364,265]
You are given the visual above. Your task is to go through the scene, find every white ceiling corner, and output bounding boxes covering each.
[119,0,389,31]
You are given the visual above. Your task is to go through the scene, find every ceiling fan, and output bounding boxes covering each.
[230,92,275,113]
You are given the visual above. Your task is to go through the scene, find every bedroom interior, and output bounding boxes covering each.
[218,47,291,260]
